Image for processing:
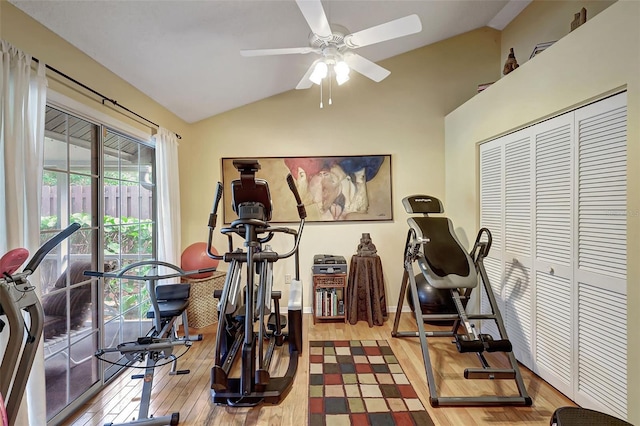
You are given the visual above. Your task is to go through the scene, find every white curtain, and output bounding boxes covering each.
[155,127,181,267]
[0,40,48,425]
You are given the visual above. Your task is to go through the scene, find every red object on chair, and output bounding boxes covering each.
[0,248,29,276]
[180,242,219,279]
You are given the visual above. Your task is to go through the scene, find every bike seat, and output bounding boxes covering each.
[147,283,191,319]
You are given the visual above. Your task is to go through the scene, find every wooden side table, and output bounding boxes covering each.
[312,273,347,324]
[347,255,387,327]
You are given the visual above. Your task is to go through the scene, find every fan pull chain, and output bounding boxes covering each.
[328,67,333,105]
[319,79,323,109]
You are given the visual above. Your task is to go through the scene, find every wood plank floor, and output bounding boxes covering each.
[62,313,575,425]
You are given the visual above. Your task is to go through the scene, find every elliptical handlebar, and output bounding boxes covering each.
[206,172,305,263]
[206,182,225,261]
[286,173,307,220]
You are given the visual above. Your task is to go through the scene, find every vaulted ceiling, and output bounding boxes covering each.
[11,0,530,123]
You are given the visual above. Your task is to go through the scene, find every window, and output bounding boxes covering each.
[40,105,157,423]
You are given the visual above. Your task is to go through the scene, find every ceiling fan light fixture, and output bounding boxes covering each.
[335,72,350,86]
[334,60,349,76]
[310,61,328,85]
[334,60,350,85]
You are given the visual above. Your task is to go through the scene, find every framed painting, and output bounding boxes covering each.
[221,155,393,223]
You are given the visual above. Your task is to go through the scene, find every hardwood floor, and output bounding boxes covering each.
[62,313,575,425]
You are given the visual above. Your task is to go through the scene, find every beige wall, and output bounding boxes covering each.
[500,0,616,73]
[183,28,501,310]
[445,1,639,422]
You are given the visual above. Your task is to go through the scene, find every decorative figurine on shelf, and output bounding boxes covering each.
[503,48,519,75]
[356,233,377,256]
[571,7,587,32]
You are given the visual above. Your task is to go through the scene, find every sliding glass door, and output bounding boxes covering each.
[41,106,100,420]
[40,106,156,423]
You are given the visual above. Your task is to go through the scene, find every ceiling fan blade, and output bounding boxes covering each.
[345,53,391,82]
[241,47,316,57]
[296,61,317,89]
[295,0,332,39]
[345,14,422,49]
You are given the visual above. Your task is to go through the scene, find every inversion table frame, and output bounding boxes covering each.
[392,195,532,407]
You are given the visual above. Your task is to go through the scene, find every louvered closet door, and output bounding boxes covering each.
[479,140,504,340]
[478,91,628,418]
[503,133,533,369]
[532,113,574,396]
[574,92,627,420]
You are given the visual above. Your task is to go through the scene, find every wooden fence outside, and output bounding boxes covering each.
[42,185,153,219]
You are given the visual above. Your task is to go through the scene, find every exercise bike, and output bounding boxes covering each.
[0,223,81,426]
[206,159,306,406]
[85,259,219,426]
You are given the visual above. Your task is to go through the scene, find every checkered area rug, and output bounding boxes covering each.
[308,340,435,426]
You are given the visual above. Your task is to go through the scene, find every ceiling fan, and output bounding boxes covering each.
[240,0,423,90]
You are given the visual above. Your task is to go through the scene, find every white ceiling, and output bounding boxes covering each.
[10,0,531,124]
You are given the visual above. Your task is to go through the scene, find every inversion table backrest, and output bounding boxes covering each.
[408,216,477,289]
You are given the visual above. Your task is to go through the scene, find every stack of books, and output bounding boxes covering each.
[315,288,344,316]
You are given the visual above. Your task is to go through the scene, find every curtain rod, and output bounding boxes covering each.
[33,57,182,140]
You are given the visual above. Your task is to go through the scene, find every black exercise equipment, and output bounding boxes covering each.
[206,159,306,406]
[0,223,81,425]
[550,407,633,426]
[406,273,457,324]
[392,195,532,407]
[85,260,215,426]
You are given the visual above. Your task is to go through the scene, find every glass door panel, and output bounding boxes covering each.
[41,106,100,421]
[41,105,156,423]
[102,129,155,382]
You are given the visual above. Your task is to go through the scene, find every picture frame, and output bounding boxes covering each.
[529,41,556,59]
[221,155,393,223]
[477,81,495,92]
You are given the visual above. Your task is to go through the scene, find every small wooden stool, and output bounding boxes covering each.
[551,407,632,426]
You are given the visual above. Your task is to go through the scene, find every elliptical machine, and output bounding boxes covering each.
[0,223,81,425]
[206,159,306,406]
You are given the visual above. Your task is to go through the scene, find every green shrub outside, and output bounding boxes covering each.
[41,212,154,318]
